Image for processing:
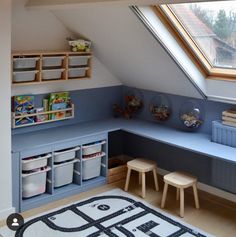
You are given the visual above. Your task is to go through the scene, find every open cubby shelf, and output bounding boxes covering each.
[15,137,107,212]
[12,51,92,85]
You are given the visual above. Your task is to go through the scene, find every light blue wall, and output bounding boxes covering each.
[123,86,235,134]
[12,86,123,135]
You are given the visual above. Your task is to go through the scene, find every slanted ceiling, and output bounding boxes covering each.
[52,5,203,98]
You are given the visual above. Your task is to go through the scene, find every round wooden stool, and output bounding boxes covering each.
[124,158,159,198]
[161,171,200,218]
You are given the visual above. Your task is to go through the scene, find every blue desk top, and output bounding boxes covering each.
[12,118,236,163]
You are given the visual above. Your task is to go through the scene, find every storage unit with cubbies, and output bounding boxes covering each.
[12,51,92,85]
[12,133,107,212]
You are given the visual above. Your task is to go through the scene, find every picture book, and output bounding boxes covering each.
[13,95,35,115]
[48,92,71,120]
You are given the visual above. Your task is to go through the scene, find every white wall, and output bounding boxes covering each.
[12,0,121,95]
[12,56,121,95]
[52,5,204,98]
[0,0,14,219]
[12,0,73,51]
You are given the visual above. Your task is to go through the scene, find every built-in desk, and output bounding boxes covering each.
[13,118,236,163]
[12,118,236,212]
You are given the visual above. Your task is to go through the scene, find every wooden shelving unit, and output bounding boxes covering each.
[12,104,75,129]
[12,51,92,86]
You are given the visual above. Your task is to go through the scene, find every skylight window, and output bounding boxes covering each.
[159,1,236,79]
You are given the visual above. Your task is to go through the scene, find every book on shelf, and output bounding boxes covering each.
[222,121,236,128]
[222,110,236,119]
[222,116,236,123]
[13,95,35,126]
[48,91,71,120]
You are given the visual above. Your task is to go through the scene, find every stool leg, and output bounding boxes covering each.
[180,188,184,218]
[176,188,180,201]
[193,183,200,209]
[141,172,146,198]
[124,168,131,192]
[153,168,159,191]
[139,172,141,185]
[161,183,168,208]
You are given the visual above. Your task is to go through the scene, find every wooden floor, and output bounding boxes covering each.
[1,174,236,237]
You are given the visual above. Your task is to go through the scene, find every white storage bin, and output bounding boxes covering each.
[68,56,90,67]
[54,147,80,163]
[42,56,64,68]
[22,167,50,198]
[82,141,105,156]
[82,155,102,180]
[68,68,88,78]
[13,57,39,70]
[22,154,51,171]
[13,70,38,82]
[54,159,78,187]
[42,69,64,80]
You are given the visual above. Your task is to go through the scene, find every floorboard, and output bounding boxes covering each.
[1,174,236,237]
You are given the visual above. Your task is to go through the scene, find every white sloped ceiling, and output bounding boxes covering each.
[52,4,204,98]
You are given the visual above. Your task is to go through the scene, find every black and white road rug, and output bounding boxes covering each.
[0,189,214,237]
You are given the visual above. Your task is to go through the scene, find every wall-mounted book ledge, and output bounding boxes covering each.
[12,104,74,129]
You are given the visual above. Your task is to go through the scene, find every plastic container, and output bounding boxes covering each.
[42,69,64,80]
[212,120,236,148]
[68,56,90,67]
[13,70,38,82]
[54,147,80,163]
[22,167,50,198]
[22,154,51,171]
[42,56,64,68]
[82,155,102,180]
[13,57,39,70]
[54,159,78,187]
[68,68,88,78]
[82,141,105,156]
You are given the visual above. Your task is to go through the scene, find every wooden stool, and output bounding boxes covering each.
[161,171,199,218]
[124,158,159,198]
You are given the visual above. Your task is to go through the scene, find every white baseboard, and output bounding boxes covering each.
[157,168,236,204]
[0,207,15,221]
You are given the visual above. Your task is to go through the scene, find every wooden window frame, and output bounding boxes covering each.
[154,5,236,81]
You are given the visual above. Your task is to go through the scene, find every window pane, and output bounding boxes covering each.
[169,1,236,69]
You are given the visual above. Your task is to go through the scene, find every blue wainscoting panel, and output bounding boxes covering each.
[12,86,122,135]
[123,86,234,135]
[122,131,212,185]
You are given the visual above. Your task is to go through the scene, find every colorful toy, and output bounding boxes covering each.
[150,104,171,121]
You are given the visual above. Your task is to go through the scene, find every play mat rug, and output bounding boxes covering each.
[0,189,214,237]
